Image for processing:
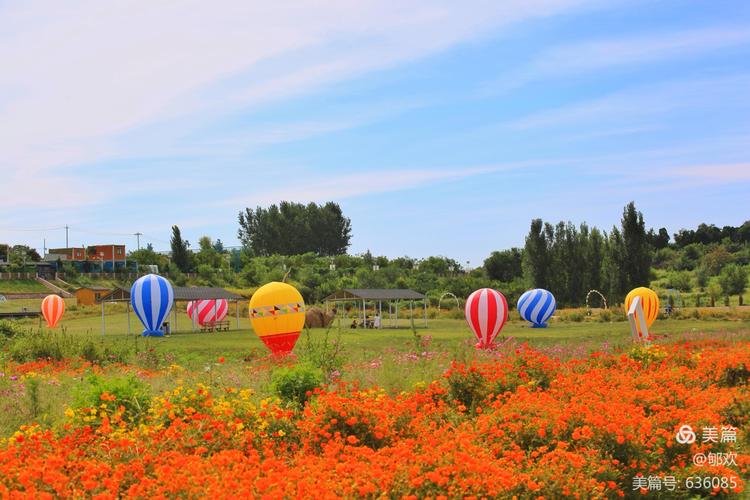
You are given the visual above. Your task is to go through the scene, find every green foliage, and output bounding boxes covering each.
[701,245,734,275]
[446,367,488,410]
[298,326,344,380]
[719,364,749,388]
[7,328,130,364]
[621,201,652,291]
[167,262,188,286]
[484,248,523,281]
[718,264,748,297]
[663,270,692,292]
[170,225,192,272]
[522,203,651,307]
[74,374,151,423]
[26,377,44,419]
[271,364,324,407]
[238,201,351,256]
[674,221,750,247]
[0,320,24,339]
[128,247,168,270]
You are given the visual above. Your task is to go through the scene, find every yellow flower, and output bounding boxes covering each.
[65,408,75,418]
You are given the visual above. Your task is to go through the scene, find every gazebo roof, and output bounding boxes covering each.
[324,288,425,301]
[172,287,244,301]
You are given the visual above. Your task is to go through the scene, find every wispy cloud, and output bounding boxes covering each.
[666,162,750,183]
[221,161,554,206]
[0,0,596,183]
[507,73,750,130]
[483,26,750,93]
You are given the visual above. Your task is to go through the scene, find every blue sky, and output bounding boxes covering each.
[1,0,749,265]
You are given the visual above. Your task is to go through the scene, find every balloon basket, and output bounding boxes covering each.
[260,331,300,356]
[531,323,548,329]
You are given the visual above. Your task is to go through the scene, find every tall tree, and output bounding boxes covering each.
[523,219,551,290]
[484,248,523,282]
[170,225,191,272]
[238,201,351,256]
[603,227,627,304]
[585,227,605,294]
[718,264,748,303]
[646,228,670,249]
[621,202,651,290]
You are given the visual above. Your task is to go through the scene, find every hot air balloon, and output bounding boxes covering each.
[517,288,556,328]
[249,282,305,355]
[41,294,65,328]
[187,299,229,326]
[624,287,659,339]
[131,274,174,337]
[465,288,508,349]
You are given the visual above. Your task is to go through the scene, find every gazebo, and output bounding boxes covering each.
[100,286,245,335]
[323,288,427,328]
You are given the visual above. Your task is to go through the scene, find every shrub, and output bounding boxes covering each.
[298,327,344,380]
[73,374,151,424]
[8,329,130,364]
[271,364,324,407]
[719,364,750,388]
[0,320,24,339]
[567,311,584,322]
[10,331,65,362]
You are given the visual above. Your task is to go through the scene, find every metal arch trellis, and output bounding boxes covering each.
[585,289,608,313]
[438,292,460,311]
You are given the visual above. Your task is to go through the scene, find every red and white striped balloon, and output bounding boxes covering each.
[465,288,508,348]
[41,294,65,328]
[186,299,228,326]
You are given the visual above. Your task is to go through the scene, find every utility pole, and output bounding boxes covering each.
[134,232,142,250]
[65,225,69,248]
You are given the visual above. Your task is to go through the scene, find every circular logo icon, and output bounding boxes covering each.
[676,424,696,444]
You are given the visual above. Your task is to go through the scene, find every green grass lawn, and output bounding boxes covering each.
[6,305,749,366]
[0,280,49,293]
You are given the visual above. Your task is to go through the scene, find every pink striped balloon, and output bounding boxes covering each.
[186,299,229,326]
[464,288,508,349]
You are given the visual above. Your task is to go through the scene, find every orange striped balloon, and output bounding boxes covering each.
[41,295,65,328]
[624,287,659,336]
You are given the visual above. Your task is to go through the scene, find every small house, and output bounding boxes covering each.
[75,286,112,306]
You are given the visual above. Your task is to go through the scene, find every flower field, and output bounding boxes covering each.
[0,336,748,498]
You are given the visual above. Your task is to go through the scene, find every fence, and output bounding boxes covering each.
[0,272,36,280]
[0,271,197,281]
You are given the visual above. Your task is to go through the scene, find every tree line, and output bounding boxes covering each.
[486,202,651,306]
[120,200,749,307]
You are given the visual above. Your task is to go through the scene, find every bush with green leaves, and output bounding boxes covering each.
[0,320,24,339]
[7,329,130,364]
[298,327,344,379]
[74,374,151,424]
[271,363,324,407]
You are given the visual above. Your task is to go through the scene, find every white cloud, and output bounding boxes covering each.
[507,73,750,130]
[483,26,750,93]
[666,162,750,183]
[0,0,596,189]
[221,160,566,206]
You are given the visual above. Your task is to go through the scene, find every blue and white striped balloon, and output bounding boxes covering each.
[517,288,556,328]
[130,274,174,337]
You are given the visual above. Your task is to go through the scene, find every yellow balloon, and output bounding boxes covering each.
[624,287,660,335]
[249,282,305,355]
